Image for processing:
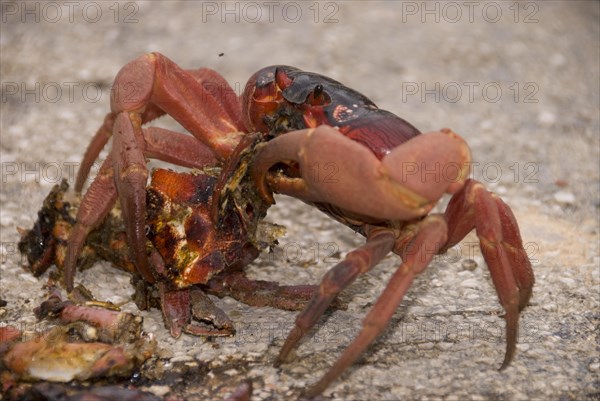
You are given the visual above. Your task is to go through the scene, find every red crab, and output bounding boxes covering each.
[64,53,534,398]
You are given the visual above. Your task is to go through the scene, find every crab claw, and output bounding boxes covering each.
[158,284,235,338]
[251,125,472,220]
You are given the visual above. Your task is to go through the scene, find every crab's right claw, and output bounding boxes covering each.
[251,125,471,221]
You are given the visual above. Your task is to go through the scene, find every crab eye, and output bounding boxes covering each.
[307,84,330,106]
[314,84,323,97]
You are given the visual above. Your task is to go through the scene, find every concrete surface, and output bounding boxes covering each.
[1,1,598,400]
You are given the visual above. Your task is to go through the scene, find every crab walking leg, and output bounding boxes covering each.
[142,127,218,168]
[276,229,396,366]
[76,109,220,192]
[303,216,448,399]
[111,112,154,284]
[64,155,117,291]
[76,104,168,192]
[75,64,243,191]
[205,271,323,311]
[112,53,243,158]
[75,113,116,192]
[441,179,534,369]
[190,67,244,131]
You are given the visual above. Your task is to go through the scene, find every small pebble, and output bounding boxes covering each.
[538,111,556,125]
[553,191,576,204]
[461,259,478,271]
[59,110,76,120]
[550,52,567,67]
[438,342,453,351]
[555,179,569,187]
[542,303,557,312]
[170,355,193,363]
[85,326,98,341]
[559,277,576,286]
[224,368,239,376]
[18,274,38,283]
[460,278,479,288]
[145,385,171,397]
[496,186,507,195]
[480,120,493,131]
[589,362,599,372]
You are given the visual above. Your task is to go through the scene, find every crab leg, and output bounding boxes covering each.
[75,104,167,192]
[276,228,396,366]
[142,127,218,168]
[64,155,117,291]
[303,216,447,399]
[111,112,154,284]
[205,270,322,311]
[189,67,244,131]
[441,179,534,369]
[75,113,115,192]
[75,63,242,191]
[113,54,244,158]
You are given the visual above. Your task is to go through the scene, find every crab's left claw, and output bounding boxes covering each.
[158,284,235,338]
[251,125,471,221]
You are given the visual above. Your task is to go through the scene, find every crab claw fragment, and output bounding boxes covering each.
[3,329,146,382]
[252,125,471,220]
[1,291,154,385]
[158,284,235,338]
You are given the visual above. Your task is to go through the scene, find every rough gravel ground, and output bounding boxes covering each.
[1,1,599,400]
